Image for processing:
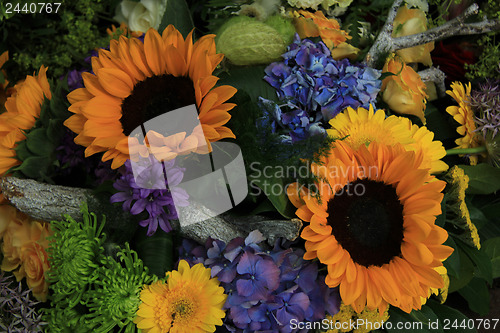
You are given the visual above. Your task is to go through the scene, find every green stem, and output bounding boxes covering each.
[445,146,487,155]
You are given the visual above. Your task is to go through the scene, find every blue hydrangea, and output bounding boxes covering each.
[179,231,340,332]
[261,35,381,142]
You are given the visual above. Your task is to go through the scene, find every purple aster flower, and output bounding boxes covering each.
[110,157,188,236]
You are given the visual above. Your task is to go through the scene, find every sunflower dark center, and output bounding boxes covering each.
[327,179,404,267]
[120,75,196,136]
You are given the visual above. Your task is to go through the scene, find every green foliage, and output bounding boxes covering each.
[159,0,194,37]
[0,0,114,82]
[198,0,250,34]
[225,88,336,217]
[12,78,71,182]
[483,237,500,279]
[47,204,107,308]
[82,243,156,333]
[134,227,174,277]
[465,34,500,81]
[458,163,500,195]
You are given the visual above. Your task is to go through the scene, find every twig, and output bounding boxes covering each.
[392,6,500,51]
[365,0,403,67]
[418,67,446,97]
[365,2,500,67]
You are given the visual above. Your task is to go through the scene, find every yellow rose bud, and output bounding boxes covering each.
[381,55,428,124]
[392,5,434,66]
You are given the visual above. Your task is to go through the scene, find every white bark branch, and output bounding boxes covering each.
[418,67,446,97]
[365,2,500,67]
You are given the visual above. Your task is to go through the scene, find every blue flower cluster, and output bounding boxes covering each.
[179,231,340,332]
[261,35,381,142]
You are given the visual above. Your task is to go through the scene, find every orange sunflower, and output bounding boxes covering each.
[287,141,453,314]
[65,25,237,169]
[0,65,51,175]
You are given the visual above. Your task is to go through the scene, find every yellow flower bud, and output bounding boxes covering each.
[392,5,434,66]
[381,55,428,124]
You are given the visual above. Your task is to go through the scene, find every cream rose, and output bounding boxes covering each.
[114,0,167,33]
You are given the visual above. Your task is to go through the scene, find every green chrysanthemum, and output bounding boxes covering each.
[46,204,106,307]
[82,243,156,333]
[42,303,88,333]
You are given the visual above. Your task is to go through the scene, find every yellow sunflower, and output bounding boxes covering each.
[65,25,237,169]
[0,65,51,176]
[134,260,226,332]
[446,82,483,165]
[287,141,453,314]
[327,105,448,174]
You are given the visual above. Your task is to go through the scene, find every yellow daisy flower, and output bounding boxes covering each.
[134,260,226,332]
[446,82,483,165]
[327,105,448,174]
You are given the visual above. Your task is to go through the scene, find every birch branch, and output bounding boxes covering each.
[365,2,500,67]
[418,67,446,97]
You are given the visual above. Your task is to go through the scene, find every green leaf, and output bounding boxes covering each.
[409,305,443,333]
[386,307,432,333]
[25,128,54,156]
[443,236,461,278]
[467,203,490,230]
[13,156,51,179]
[217,65,278,103]
[134,228,174,278]
[449,246,474,293]
[458,277,490,316]
[249,172,295,219]
[425,103,456,142]
[483,237,500,279]
[455,237,493,284]
[458,164,500,195]
[158,0,194,37]
[426,299,476,333]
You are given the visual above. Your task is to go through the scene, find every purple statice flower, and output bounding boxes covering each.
[110,157,188,236]
[262,35,381,142]
[178,231,340,332]
[0,273,47,332]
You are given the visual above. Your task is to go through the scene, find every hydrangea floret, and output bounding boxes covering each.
[179,230,340,332]
[261,36,381,142]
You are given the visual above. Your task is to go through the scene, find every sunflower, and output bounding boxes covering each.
[0,66,51,176]
[134,260,226,332]
[327,105,448,174]
[65,25,237,169]
[446,81,483,165]
[287,141,453,314]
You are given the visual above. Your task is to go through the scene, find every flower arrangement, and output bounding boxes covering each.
[0,0,499,332]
